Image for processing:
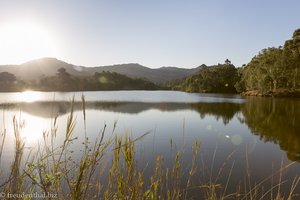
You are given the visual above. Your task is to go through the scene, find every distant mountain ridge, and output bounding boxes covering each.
[0,58,90,81]
[0,58,200,83]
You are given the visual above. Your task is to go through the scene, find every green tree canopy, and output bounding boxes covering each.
[175,63,238,93]
[235,28,300,94]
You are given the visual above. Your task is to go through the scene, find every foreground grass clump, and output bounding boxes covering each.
[0,96,299,199]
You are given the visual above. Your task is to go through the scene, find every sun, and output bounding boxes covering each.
[0,20,60,64]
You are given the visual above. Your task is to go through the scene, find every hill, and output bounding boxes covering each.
[0,58,199,83]
[0,58,90,81]
[86,64,199,83]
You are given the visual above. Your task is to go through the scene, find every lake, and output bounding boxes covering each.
[0,90,300,198]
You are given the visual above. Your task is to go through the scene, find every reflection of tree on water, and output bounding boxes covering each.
[191,103,241,125]
[241,98,300,161]
[0,102,242,124]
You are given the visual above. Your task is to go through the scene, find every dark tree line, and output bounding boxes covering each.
[0,68,159,92]
[39,68,159,91]
[0,72,17,91]
[40,67,79,91]
[172,61,238,93]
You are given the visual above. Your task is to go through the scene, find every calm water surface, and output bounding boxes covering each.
[0,91,299,197]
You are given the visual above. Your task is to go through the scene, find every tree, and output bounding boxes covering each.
[0,72,17,91]
[177,63,238,93]
[55,67,77,91]
[237,28,300,94]
[225,59,231,65]
[284,29,300,90]
[57,67,70,80]
[0,72,16,84]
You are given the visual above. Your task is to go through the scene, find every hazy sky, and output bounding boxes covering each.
[0,0,299,68]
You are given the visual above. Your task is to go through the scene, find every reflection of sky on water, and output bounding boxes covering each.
[0,90,245,104]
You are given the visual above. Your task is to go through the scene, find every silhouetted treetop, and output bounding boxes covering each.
[0,72,16,83]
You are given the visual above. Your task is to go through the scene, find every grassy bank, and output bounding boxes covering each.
[0,97,299,199]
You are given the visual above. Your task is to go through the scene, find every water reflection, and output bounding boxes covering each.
[17,114,48,143]
[18,91,43,102]
[241,97,300,161]
[0,101,241,123]
[1,97,299,162]
[1,93,300,197]
[191,103,241,124]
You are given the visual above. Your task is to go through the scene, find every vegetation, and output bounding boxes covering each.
[0,72,17,91]
[0,97,299,199]
[40,69,160,91]
[0,69,160,92]
[167,28,300,96]
[170,61,238,93]
[235,28,300,96]
[86,71,159,90]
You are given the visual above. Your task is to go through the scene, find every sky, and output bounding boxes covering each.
[0,0,299,68]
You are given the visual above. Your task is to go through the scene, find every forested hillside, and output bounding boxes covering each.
[235,28,300,96]
[171,28,300,96]
[86,64,199,83]
[0,58,199,84]
[170,60,238,93]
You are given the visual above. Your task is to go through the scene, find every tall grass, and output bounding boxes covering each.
[0,96,299,199]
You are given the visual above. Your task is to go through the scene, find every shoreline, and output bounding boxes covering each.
[241,89,300,98]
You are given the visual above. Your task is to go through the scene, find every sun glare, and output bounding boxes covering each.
[0,20,59,64]
[20,113,47,144]
[19,91,43,103]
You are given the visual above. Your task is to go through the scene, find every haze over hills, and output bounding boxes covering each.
[0,58,90,81]
[86,63,200,83]
[0,57,200,84]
